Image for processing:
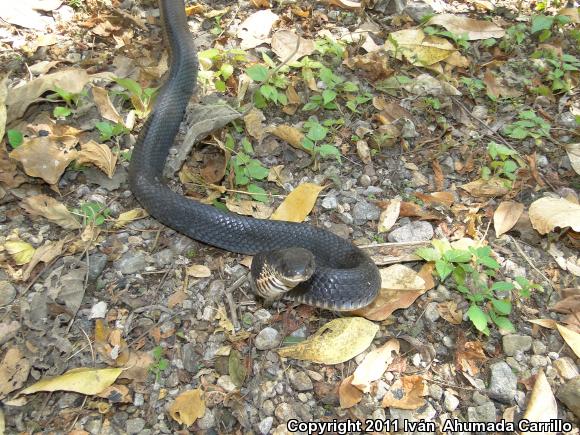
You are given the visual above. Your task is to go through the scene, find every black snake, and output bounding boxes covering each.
[128,0,381,310]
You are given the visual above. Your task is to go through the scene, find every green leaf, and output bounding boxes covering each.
[228,349,247,388]
[7,129,23,148]
[306,123,328,141]
[53,106,71,118]
[492,299,511,315]
[531,15,554,34]
[322,89,337,105]
[301,138,315,151]
[215,80,226,92]
[302,101,320,111]
[242,137,254,154]
[491,281,515,292]
[435,259,453,281]
[246,160,269,180]
[115,77,142,98]
[467,305,489,335]
[492,316,515,333]
[198,48,220,60]
[219,63,234,80]
[443,249,472,263]
[247,184,268,202]
[260,84,277,101]
[478,255,500,270]
[415,247,440,262]
[316,144,341,161]
[234,169,250,186]
[246,64,269,82]
[506,126,528,139]
[342,81,358,92]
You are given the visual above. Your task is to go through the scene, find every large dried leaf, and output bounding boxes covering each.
[427,14,505,40]
[76,140,117,178]
[243,107,266,142]
[521,370,557,435]
[278,317,379,364]
[493,201,524,237]
[0,347,31,398]
[92,86,123,124]
[556,324,580,358]
[237,9,279,49]
[566,143,580,175]
[381,375,427,409]
[6,69,89,122]
[9,136,78,185]
[460,177,510,197]
[113,208,148,229]
[456,340,487,376]
[271,183,325,222]
[21,239,64,280]
[0,146,25,188]
[384,29,456,66]
[529,197,580,234]
[21,194,81,229]
[19,367,122,396]
[268,124,309,153]
[351,339,400,393]
[0,0,62,30]
[271,30,315,63]
[338,375,363,409]
[169,389,206,426]
[4,239,35,265]
[378,198,401,233]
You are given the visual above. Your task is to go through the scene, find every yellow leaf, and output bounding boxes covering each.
[92,86,124,125]
[19,367,122,396]
[4,240,35,265]
[556,324,580,359]
[339,375,362,409]
[521,370,557,435]
[113,208,148,229]
[493,201,524,237]
[21,239,64,280]
[20,194,81,229]
[351,339,399,393]
[384,29,456,66]
[169,389,205,426]
[271,183,325,222]
[76,140,118,178]
[268,124,310,153]
[186,264,211,278]
[529,197,580,235]
[277,317,378,364]
[378,199,401,233]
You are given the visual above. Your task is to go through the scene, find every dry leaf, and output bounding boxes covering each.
[0,347,31,397]
[356,140,371,165]
[338,375,363,409]
[244,107,266,142]
[168,289,188,308]
[271,31,315,63]
[427,14,505,40]
[460,177,510,197]
[384,29,457,66]
[250,0,270,7]
[0,75,7,143]
[414,191,454,207]
[326,0,361,10]
[113,208,148,229]
[521,370,558,435]
[381,375,427,409]
[6,68,89,122]
[4,239,35,265]
[351,339,400,393]
[268,124,309,153]
[484,70,522,98]
[21,239,64,280]
[169,389,206,426]
[437,301,463,325]
[378,199,401,233]
[0,146,26,188]
[278,317,379,364]
[271,183,325,222]
[20,194,81,229]
[77,141,117,178]
[529,197,580,234]
[555,324,580,359]
[237,9,279,49]
[456,340,486,376]
[493,201,524,237]
[19,367,122,396]
[9,136,78,185]
[92,86,124,124]
[186,264,211,278]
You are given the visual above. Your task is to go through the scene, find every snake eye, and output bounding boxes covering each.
[273,247,316,282]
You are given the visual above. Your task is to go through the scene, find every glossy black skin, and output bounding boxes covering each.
[128,0,381,310]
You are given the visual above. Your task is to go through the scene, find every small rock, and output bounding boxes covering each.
[289,371,313,391]
[126,417,146,434]
[530,355,548,368]
[388,221,434,243]
[87,253,107,281]
[532,340,547,355]
[424,302,440,322]
[153,248,174,267]
[472,105,488,119]
[255,327,281,350]
[429,284,451,302]
[217,375,238,392]
[358,174,371,187]
[0,320,20,346]
[321,195,338,210]
[429,384,443,400]
[502,334,532,356]
[275,402,299,422]
[258,417,274,435]
[557,376,580,418]
[467,402,496,423]
[116,252,147,274]
[404,3,434,22]
[133,393,144,407]
[352,200,380,224]
[0,281,16,306]
[488,361,517,403]
[553,357,579,380]
[558,112,577,128]
[444,391,459,411]
[197,409,215,429]
[84,417,103,435]
[472,391,488,405]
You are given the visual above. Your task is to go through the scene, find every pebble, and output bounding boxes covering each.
[153,248,174,267]
[429,284,451,302]
[0,281,16,306]
[289,371,313,391]
[467,402,496,423]
[502,334,532,356]
[557,376,580,418]
[429,384,443,400]
[488,361,518,403]
[126,417,146,434]
[352,200,380,224]
[472,391,488,405]
[424,302,440,322]
[258,417,274,435]
[255,327,281,350]
[116,252,147,274]
[358,174,371,187]
[262,399,275,415]
[558,112,577,128]
[321,195,338,210]
[84,418,102,434]
[530,355,549,368]
[133,393,144,407]
[274,402,299,422]
[217,375,238,392]
[553,357,579,380]
[87,253,108,281]
[444,391,459,411]
[387,221,433,243]
[532,340,547,355]
[197,409,215,429]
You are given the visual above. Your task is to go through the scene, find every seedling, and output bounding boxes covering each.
[48,86,86,119]
[149,346,169,382]
[113,77,157,118]
[245,53,289,108]
[531,14,572,42]
[460,77,486,99]
[301,118,341,162]
[303,67,359,111]
[95,121,129,142]
[499,24,528,52]
[424,26,470,50]
[503,110,551,141]
[481,142,520,183]
[227,136,270,202]
[198,48,247,92]
[75,201,111,226]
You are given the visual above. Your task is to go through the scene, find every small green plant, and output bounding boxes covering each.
[424,26,470,50]
[302,67,359,111]
[75,201,111,226]
[314,37,346,62]
[531,14,572,42]
[482,142,520,183]
[301,118,341,162]
[113,77,157,118]
[95,121,129,142]
[245,54,289,108]
[7,129,23,148]
[503,110,551,141]
[149,346,169,382]
[423,97,442,110]
[416,240,542,335]
[532,49,580,92]
[499,24,528,52]
[460,77,486,99]
[346,92,373,113]
[198,48,247,92]
[48,86,86,119]
[227,136,269,202]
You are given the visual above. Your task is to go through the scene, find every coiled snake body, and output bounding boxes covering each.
[128,0,381,310]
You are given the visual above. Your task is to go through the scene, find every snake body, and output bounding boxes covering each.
[128,0,381,311]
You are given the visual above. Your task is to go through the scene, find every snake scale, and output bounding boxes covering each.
[128,0,381,310]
